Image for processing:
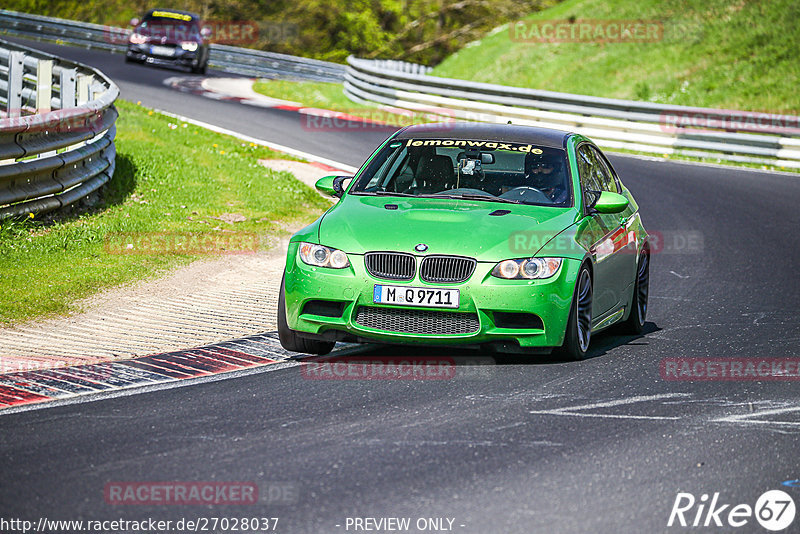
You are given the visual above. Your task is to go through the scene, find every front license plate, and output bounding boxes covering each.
[373,285,459,309]
[150,45,175,56]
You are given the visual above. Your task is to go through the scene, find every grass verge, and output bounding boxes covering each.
[252,80,369,112]
[0,99,329,326]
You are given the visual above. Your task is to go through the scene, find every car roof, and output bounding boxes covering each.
[395,122,571,149]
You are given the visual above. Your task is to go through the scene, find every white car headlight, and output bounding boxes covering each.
[129,33,147,44]
[298,242,349,269]
[492,257,562,280]
[180,41,199,51]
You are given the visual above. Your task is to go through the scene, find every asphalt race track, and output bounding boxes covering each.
[2,39,800,533]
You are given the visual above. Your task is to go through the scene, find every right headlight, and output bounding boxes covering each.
[298,242,349,269]
[491,257,562,280]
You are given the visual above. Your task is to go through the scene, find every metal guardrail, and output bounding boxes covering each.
[345,57,800,169]
[0,38,118,218]
[0,9,345,83]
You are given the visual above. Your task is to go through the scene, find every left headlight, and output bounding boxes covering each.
[129,33,147,44]
[180,41,199,51]
[298,242,349,269]
[492,257,562,280]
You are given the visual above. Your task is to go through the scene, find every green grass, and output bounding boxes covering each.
[253,80,369,111]
[0,100,329,326]
[432,0,800,113]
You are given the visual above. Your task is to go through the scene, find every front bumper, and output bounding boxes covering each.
[126,44,202,67]
[283,243,581,351]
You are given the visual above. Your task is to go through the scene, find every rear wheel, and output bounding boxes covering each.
[620,249,650,334]
[559,264,593,361]
[278,274,335,355]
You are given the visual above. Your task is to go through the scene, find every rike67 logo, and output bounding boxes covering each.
[668,490,795,531]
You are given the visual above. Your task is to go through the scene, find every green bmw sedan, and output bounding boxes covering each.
[278,123,650,360]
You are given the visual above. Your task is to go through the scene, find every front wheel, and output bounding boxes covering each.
[558,264,593,361]
[191,61,207,75]
[620,249,649,334]
[277,274,335,355]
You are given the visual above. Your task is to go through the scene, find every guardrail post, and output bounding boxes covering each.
[7,51,25,117]
[36,59,53,113]
[60,68,77,108]
[76,74,92,105]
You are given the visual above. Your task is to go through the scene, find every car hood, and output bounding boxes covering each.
[317,195,579,262]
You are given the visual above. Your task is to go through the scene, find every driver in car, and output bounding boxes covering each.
[526,153,568,204]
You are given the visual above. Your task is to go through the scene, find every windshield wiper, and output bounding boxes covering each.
[428,193,522,204]
[350,191,417,197]
[352,191,417,197]
[373,191,417,197]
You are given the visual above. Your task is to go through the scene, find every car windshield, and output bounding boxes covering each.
[139,18,200,40]
[350,137,572,207]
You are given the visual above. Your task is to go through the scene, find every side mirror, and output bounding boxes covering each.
[130,18,140,26]
[200,26,212,38]
[315,175,352,198]
[590,191,629,214]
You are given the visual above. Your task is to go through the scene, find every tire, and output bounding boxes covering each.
[558,264,593,361]
[191,61,207,75]
[277,274,335,355]
[620,249,650,334]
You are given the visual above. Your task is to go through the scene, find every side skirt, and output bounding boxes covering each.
[592,306,625,333]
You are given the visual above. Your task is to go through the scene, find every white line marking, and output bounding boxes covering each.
[527,393,691,421]
[528,412,681,421]
[151,108,359,174]
[714,405,800,426]
[540,393,690,412]
[669,270,689,279]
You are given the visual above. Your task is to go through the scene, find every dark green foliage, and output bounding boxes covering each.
[5,0,556,65]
